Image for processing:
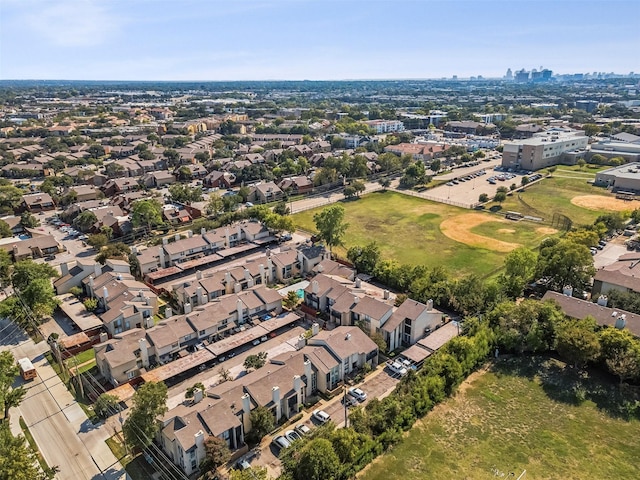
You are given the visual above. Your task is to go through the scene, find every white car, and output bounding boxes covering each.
[272,435,291,450]
[312,409,330,423]
[348,387,367,402]
[388,361,408,376]
[284,429,301,443]
[295,424,311,436]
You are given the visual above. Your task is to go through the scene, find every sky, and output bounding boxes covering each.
[1,0,639,81]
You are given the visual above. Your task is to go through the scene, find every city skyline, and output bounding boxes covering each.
[1,0,639,81]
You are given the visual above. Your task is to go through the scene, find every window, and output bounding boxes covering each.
[127,371,135,379]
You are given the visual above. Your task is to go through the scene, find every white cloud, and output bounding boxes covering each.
[23,0,123,47]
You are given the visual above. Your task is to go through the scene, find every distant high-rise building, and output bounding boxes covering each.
[505,68,513,80]
[515,69,530,82]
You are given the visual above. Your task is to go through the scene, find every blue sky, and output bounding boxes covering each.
[1,0,638,80]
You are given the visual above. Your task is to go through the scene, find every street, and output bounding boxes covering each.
[1,318,125,480]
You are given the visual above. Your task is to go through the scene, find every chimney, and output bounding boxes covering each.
[89,275,94,293]
[174,233,180,242]
[158,246,166,268]
[237,299,244,322]
[103,286,109,308]
[345,333,351,340]
[196,286,204,305]
[237,225,242,240]
[194,430,205,450]
[187,230,193,238]
[165,307,173,319]
[427,299,433,311]
[266,248,271,257]
[201,227,206,235]
[94,263,101,277]
[193,388,204,403]
[196,270,202,280]
[272,386,281,420]
[293,374,302,394]
[131,246,137,254]
[563,286,573,297]
[615,314,627,330]
[312,322,319,335]
[312,280,319,294]
[242,393,251,415]
[355,277,361,288]
[259,264,266,283]
[99,332,108,343]
[317,263,324,273]
[244,268,251,281]
[383,289,390,300]
[138,338,150,367]
[597,295,608,307]
[162,237,168,245]
[304,360,313,392]
[225,228,230,248]
[234,282,241,293]
[60,262,69,277]
[353,296,359,304]
[184,302,192,314]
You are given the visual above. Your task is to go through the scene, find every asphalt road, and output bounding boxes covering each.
[1,318,125,480]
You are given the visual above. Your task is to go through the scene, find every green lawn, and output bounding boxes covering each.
[64,348,95,368]
[490,175,611,226]
[360,356,640,480]
[293,191,553,278]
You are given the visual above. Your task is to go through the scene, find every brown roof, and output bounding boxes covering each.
[309,326,377,359]
[542,291,640,337]
[163,236,208,255]
[351,295,393,320]
[594,257,640,294]
[384,299,431,332]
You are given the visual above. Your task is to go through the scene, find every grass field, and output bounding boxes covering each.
[491,175,612,226]
[360,356,640,480]
[293,191,521,277]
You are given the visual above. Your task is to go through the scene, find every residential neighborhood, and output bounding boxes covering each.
[1,5,640,479]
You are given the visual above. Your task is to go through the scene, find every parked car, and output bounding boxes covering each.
[312,409,330,423]
[284,430,301,443]
[44,255,56,261]
[272,436,291,450]
[348,387,367,402]
[295,424,311,436]
[342,395,356,407]
[387,361,408,376]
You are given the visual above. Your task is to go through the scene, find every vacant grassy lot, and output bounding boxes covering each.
[491,175,612,226]
[293,191,558,277]
[360,356,640,480]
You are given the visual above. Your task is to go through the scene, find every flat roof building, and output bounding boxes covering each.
[595,163,640,193]
[501,129,588,171]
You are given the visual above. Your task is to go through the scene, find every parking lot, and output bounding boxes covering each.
[425,164,543,208]
[242,363,405,478]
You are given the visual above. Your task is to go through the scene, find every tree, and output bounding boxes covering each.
[222,194,241,212]
[229,466,270,480]
[498,247,537,298]
[247,406,274,443]
[20,212,39,229]
[0,220,12,238]
[163,148,180,166]
[94,393,119,418]
[87,144,105,159]
[599,328,640,384]
[244,352,267,372]
[123,381,168,451]
[238,185,251,203]
[206,193,224,217]
[176,166,192,181]
[185,382,204,399]
[594,212,625,234]
[536,238,595,291]
[347,242,381,275]
[168,184,203,203]
[87,233,108,249]
[284,291,300,310]
[582,123,601,137]
[218,367,232,383]
[83,298,98,312]
[73,211,98,232]
[556,317,600,368]
[430,159,441,173]
[351,180,366,196]
[131,199,163,231]
[343,185,357,199]
[200,436,231,473]
[521,176,530,186]
[478,193,489,203]
[313,204,349,256]
[493,191,507,204]
[0,351,26,422]
[100,225,113,240]
[289,438,340,480]
[378,178,391,191]
[0,423,56,480]
[95,242,130,265]
[576,158,587,170]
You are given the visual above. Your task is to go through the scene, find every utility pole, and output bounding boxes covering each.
[343,385,348,428]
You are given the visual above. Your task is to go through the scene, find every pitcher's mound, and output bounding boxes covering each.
[571,195,640,212]
[440,213,520,252]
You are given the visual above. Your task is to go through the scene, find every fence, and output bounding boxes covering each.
[395,188,478,209]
